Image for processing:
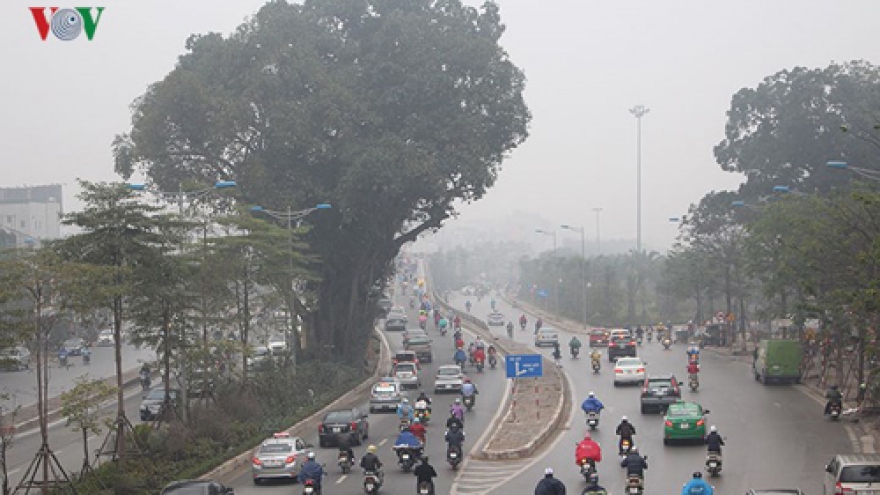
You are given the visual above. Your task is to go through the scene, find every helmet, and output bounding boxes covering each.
[621,416,628,421]
[421,456,429,463]
[367,445,377,453]
[307,452,316,459]
[630,446,639,453]
[413,417,420,423]
[710,425,717,432]
[402,398,409,403]
[693,472,702,478]
[464,378,471,383]
[455,398,461,404]
[544,467,554,475]
[588,391,595,398]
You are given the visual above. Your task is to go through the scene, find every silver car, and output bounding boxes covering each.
[434,364,465,393]
[393,362,421,389]
[0,346,31,371]
[369,379,405,413]
[251,432,309,484]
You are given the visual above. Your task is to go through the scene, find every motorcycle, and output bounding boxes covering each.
[447,444,462,469]
[475,358,484,373]
[571,347,580,359]
[463,394,475,411]
[578,458,596,482]
[59,355,69,368]
[419,319,427,330]
[488,354,497,369]
[82,353,91,365]
[828,402,842,421]
[706,451,722,477]
[399,419,412,432]
[586,411,599,430]
[396,447,418,472]
[302,479,320,495]
[636,336,643,346]
[689,374,699,392]
[662,338,672,350]
[647,333,653,342]
[415,408,430,424]
[625,474,644,495]
[338,452,352,473]
[591,359,601,374]
[440,326,447,336]
[363,471,381,494]
[140,374,151,391]
[417,480,434,495]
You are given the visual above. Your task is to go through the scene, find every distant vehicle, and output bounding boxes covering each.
[824,454,880,495]
[486,312,505,326]
[369,379,404,413]
[62,337,85,356]
[267,335,287,356]
[393,362,421,389]
[613,357,647,386]
[140,388,179,421]
[700,323,726,346]
[378,298,393,315]
[663,401,709,444]
[608,335,637,362]
[387,306,408,322]
[161,480,234,494]
[608,328,632,341]
[640,375,682,413]
[393,350,420,370]
[434,365,465,393]
[96,329,115,347]
[589,328,610,347]
[746,489,805,495]
[404,333,433,363]
[385,316,407,332]
[318,408,369,447]
[0,346,31,371]
[754,339,803,385]
[534,328,560,348]
[251,432,309,484]
[246,346,270,370]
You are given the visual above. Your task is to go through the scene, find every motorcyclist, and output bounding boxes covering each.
[687,344,700,363]
[58,347,69,368]
[590,348,602,368]
[552,343,562,367]
[581,472,606,495]
[445,425,465,450]
[507,321,515,337]
[397,398,415,423]
[473,347,486,369]
[409,417,427,444]
[298,452,325,492]
[519,314,528,330]
[454,347,467,368]
[338,437,355,467]
[413,456,438,493]
[574,432,602,469]
[635,326,644,340]
[825,385,844,415]
[446,409,464,430]
[615,416,636,453]
[449,399,465,423]
[535,317,544,335]
[461,378,478,406]
[534,467,566,495]
[415,391,432,413]
[569,336,582,356]
[687,361,700,384]
[620,445,648,478]
[466,300,472,313]
[467,342,477,364]
[360,444,384,484]
[81,346,92,364]
[439,316,449,333]
[580,392,604,416]
[418,313,428,329]
[453,315,462,330]
[705,425,724,455]
[681,472,714,495]
[490,298,497,311]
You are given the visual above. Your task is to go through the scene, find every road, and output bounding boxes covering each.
[0,341,155,412]
[449,292,854,495]
[224,281,509,494]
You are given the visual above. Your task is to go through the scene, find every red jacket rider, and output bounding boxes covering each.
[575,433,602,465]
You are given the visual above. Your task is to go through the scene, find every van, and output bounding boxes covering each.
[824,454,880,495]
[754,339,802,385]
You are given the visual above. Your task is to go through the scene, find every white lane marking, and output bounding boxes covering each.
[378,438,387,446]
[7,468,20,476]
[336,474,347,484]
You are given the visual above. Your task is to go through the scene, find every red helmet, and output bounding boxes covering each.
[464,378,471,383]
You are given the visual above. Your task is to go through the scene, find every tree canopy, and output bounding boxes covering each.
[114,0,530,360]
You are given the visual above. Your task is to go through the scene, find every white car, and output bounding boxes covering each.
[268,336,287,356]
[96,329,115,347]
[434,365,465,393]
[534,328,560,347]
[487,312,505,326]
[613,357,647,386]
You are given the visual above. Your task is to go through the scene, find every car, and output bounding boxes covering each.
[0,346,31,371]
[402,328,428,343]
[824,454,880,495]
[640,375,682,413]
[96,329,115,347]
[746,490,806,495]
[387,306,408,322]
[267,335,287,356]
[250,432,309,484]
[393,350,420,369]
[589,328,610,347]
[663,401,709,444]
[378,298,393,315]
[62,337,85,356]
[318,408,369,447]
[434,365,465,393]
[246,346,271,370]
[385,316,407,332]
[609,328,632,341]
[161,480,234,494]
[404,334,433,363]
[139,388,179,421]
[393,362,421,389]
[487,312,505,326]
[608,335,637,362]
[613,357,647,386]
[534,328,560,347]
[369,379,405,413]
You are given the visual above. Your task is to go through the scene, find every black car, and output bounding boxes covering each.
[140,388,179,421]
[318,408,369,447]
[608,336,637,362]
[161,480,234,494]
[385,317,407,332]
[378,298,393,315]
[640,375,682,413]
[62,338,85,356]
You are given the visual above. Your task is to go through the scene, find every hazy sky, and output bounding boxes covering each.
[3,0,879,250]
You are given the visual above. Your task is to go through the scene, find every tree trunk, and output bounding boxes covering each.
[81,429,89,472]
[113,295,126,465]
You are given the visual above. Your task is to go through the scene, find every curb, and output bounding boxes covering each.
[201,329,391,483]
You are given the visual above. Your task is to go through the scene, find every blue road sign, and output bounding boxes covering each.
[505,354,543,379]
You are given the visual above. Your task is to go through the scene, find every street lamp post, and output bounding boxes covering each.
[535,229,559,316]
[592,207,603,255]
[827,161,880,182]
[250,203,331,369]
[561,224,587,328]
[630,105,650,252]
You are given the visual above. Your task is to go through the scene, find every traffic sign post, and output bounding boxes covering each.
[505,354,543,379]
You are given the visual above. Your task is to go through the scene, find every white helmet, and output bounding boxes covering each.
[588,391,595,398]
[621,416,628,421]
[710,425,717,432]
[402,398,409,403]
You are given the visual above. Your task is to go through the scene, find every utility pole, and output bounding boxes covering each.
[629,105,650,252]
[592,208,603,255]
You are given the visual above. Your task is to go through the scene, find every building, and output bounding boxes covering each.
[0,184,63,247]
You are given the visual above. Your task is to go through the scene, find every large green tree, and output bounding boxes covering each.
[113,0,530,361]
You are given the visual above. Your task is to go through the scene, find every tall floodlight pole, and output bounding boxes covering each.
[592,207,603,254]
[561,224,587,328]
[630,105,650,252]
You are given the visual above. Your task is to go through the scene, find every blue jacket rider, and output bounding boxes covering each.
[581,393,604,414]
[461,381,477,397]
[397,399,415,421]
[454,348,467,364]
[682,473,714,495]
[394,429,423,449]
[298,453,324,487]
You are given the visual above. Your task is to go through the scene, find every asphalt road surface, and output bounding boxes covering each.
[449,291,854,495]
[225,282,509,494]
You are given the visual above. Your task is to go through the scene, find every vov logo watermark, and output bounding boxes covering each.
[29,7,105,41]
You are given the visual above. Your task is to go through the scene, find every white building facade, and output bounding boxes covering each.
[0,184,63,246]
